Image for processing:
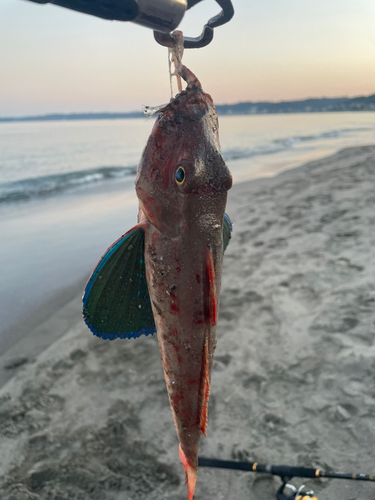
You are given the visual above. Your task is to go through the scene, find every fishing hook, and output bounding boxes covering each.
[154,0,234,49]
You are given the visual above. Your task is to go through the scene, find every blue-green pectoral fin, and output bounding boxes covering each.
[83,225,156,340]
[223,213,232,253]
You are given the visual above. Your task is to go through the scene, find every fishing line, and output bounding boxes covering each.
[142,31,185,116]
[168,31,185,98]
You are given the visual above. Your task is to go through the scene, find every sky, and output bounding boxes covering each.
[1,0,375,116]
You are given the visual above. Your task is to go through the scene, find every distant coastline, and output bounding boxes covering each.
[1,93,374,123]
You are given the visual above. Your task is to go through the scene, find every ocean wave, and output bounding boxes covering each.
[0,165,137,204]
[223,143,285,161]
[223,126,371,162]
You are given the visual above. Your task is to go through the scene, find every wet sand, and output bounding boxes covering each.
[0,177,138,342]
[1,145,375,500]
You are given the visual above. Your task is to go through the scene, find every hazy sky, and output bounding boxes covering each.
[1,0,375,116]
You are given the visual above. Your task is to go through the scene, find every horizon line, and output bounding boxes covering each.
[1,92,374,122]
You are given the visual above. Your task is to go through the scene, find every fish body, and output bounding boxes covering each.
[83,65,232,499]
[136,68,231,495]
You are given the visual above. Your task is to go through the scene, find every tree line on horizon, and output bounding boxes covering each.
[1,93,374,122]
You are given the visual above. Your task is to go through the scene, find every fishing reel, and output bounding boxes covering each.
[25,0,234,48]
[277,482,319,500]
[198,457,374,500]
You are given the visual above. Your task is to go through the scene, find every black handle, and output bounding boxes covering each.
[26,0,139,21]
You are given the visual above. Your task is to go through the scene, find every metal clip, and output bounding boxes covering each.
[154,0,234,49]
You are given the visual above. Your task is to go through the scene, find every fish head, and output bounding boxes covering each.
[136,88,232,237]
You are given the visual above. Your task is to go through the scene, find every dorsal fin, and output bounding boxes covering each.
[200,339,210,436]
[206,250,217,326]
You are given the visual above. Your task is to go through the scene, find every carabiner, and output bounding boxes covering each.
[154,0,234,49]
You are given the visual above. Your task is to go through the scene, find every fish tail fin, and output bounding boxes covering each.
[179,444,197,500]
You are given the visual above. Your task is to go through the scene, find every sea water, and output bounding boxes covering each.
[0,112,374,346]
[0,112,374,203]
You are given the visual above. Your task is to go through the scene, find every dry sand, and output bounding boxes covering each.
[1,145,375,500]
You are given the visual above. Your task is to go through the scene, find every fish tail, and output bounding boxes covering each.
[179,444,197,500]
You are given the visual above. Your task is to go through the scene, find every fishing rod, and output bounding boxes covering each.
[198,457,375,500]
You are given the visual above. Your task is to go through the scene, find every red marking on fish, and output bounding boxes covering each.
[200,340,210,436]
[206,251,217,326]
[169,341,179,353]
[170,302,180,314]
[135,59,232,499]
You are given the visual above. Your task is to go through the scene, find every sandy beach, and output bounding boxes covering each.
[1,145,375,500]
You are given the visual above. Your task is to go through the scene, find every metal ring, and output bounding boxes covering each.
[154,0,234,49]
[154,25,213,49]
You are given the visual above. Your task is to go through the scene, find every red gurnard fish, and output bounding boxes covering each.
[83,63,232,499]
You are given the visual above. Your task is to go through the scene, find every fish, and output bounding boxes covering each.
[82,62,232,500]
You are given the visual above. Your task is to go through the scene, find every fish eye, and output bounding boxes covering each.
[175,166,185,185]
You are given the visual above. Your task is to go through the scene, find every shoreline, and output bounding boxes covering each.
[1,100,375,123]
[0,143,339,346]
[0,177,138,342]
[1,144,374,385]
[1,144,375,499]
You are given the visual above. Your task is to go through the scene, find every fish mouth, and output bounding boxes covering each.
[157,88,214,127]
